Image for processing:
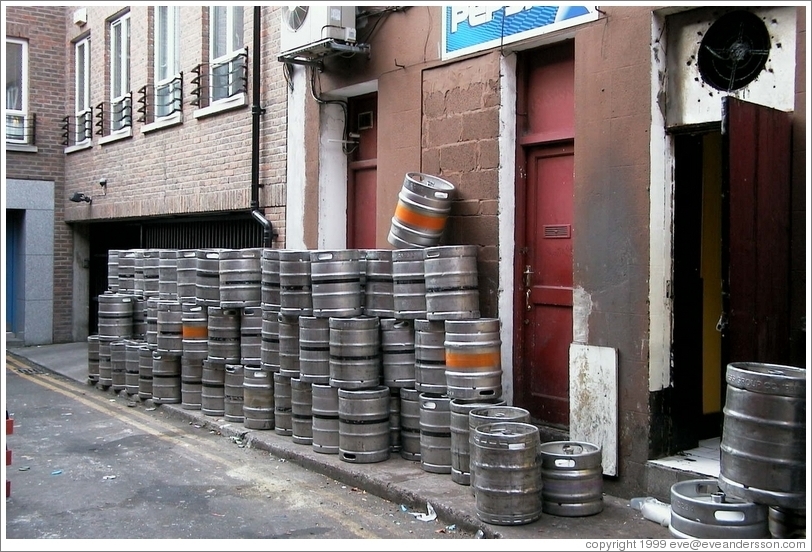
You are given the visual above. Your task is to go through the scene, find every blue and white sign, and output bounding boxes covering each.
[442,5,599,60]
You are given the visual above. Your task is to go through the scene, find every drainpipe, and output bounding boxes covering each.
[251,5,274,247]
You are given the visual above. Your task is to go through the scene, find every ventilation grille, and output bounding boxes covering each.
[543,224,571,239]
[143,216,264,249]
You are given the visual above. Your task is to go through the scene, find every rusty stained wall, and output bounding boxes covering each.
[572,7,654,498]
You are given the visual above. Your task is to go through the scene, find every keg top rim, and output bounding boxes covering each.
[406,172,456,191]
[539,440,601,456]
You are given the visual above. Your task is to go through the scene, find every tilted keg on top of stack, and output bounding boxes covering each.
[387,172,455,249]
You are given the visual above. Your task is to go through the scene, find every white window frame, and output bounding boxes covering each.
[75,36,92,145]
[110,12,131,133]
[5,38,29,144]
[154,6,181,121]
[209,6,244,104]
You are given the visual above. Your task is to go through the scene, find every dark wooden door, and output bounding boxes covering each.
[723,97,792,365]
[347,93,378,249]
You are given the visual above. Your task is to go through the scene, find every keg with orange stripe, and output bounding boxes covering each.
[388,172,455,249]
[181,303,208,360]
[444,318,503,400]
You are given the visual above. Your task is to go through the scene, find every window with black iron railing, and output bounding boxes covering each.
[138,73,183,125]
[6,112,36,145]
[190,48,248,110]
[95,92,132,137]
[61,110,92,147]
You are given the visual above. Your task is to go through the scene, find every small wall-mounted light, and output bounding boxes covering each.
[69,192,92,204]
[73,8,87,27]
[99,178,107,194]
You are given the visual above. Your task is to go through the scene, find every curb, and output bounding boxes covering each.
[154,400,503,538]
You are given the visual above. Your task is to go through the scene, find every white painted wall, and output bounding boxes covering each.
[649,12,675,392]
[498,54,518,405]
[285,66,307,249]
[318,102,348,250]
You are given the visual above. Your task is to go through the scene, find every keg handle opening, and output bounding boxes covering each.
[561,443,584,455]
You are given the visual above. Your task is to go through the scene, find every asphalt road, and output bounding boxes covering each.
[3,356,475,545]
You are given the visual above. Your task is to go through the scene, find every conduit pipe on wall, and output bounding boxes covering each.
[251,5,275,247]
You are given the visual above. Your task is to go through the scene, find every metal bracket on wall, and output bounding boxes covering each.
[278,41,371,70]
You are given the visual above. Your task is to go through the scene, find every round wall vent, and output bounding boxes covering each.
[698,10,771,92]
[284,6,309,32]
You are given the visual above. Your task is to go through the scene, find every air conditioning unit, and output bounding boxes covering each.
[280,6,357,58]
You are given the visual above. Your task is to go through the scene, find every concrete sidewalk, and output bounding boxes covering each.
[5,340,673,540]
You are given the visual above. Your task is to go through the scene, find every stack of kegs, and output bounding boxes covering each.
[92,236,560,527]
[668,362,806,540]
[715,362,806,539]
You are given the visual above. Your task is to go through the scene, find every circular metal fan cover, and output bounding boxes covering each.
[698,10,771,92]
[284,6,308,31]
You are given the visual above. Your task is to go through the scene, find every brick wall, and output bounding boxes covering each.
[421,52,503,318]
[62,6,288,237]
[5,6,71,342]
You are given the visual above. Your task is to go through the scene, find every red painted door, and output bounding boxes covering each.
[519,145,574,426]
[514,41,575,427]
[347,93,378,249]
[723,97,791,365]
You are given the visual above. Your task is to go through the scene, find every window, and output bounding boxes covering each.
[75,36,91,144]
[155,6,181,119]
[110,13,131,132]
[210,6,244,102]
[5,38,28,143]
